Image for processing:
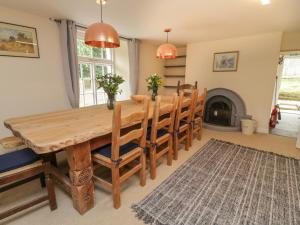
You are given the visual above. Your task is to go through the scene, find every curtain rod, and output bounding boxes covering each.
[50,18,133,41]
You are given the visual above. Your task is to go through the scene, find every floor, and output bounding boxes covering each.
[270,110,300,138]
[1,129,300,225]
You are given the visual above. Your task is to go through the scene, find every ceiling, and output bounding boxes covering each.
[0,0,299,45]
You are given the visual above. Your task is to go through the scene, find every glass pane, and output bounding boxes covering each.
[283,57,300,77]
[104,48,112,60]
[79,79,84,94]
[82,64,91,78]
[95,65,104,78]
[91,47,112,60]
[95,65,113,78]
[92,48,103,58]
[83,79,92,92]
[77,39,92,57]
[78,64,82,78]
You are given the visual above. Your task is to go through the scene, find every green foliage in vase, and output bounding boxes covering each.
[146,73,163,92]
[96,73,125,96]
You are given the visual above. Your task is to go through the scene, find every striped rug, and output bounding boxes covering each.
[132,139,300,225]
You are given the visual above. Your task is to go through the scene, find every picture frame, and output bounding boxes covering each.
[0,22,39,58]
[213,51,239,72]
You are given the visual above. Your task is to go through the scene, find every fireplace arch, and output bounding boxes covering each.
[203,88,250,131]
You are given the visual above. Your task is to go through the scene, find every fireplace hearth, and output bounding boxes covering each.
[203,88,250,131]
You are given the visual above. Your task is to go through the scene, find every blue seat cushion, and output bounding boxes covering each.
[146,127,168,140]
[93,142,139,158]
[0,148,40,173]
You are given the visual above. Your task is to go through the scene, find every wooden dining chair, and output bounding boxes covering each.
[92,98,150,209]
[0,139,57,220]
[190,88,207,145]
[146,94,177,180]
[173,91,194,160]
[177,81,198,97]
[131,95,146,103]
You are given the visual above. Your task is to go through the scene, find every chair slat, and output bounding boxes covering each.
[159,104,174,115]
[121,111,145,127]
[0,160,43,180]
[119,128,143,146]
[157,118,171,130]
[0,195,49,220]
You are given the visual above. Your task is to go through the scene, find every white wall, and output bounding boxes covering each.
[281,31,300,51]
[138,41,165,95]
[0,6,70,141]
[186,32,282,133]
[115,39,131,100]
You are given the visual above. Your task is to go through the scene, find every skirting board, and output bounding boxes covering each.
[256,127,269,134]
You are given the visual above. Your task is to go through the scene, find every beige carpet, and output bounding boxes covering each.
[1,129,299,225]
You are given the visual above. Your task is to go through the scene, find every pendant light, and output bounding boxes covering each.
[85,0,120,48]
[156,28,177,59]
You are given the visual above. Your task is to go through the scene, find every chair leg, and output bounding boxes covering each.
[40,174,46,188]
[185,129,190,151]
[112,166,121,209]
[189,123,193,147]
[45,173,57,211]
[140,152,146,186]
[149,147,157,180]
[173,133,179,160]
[197,120,203,140]
[167,135,173,166]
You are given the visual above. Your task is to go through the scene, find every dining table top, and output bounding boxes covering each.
[4,99,172,154]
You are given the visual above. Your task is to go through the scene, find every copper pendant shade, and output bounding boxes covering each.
[85,0,120,48]
[156,29,177,59]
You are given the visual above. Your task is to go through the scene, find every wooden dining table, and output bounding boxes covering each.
[3,99,173,214]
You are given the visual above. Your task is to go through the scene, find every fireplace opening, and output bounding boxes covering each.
[204,95,233,127]
[203,88,250,131]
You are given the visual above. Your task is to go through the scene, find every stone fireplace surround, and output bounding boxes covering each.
[203,88,251,131]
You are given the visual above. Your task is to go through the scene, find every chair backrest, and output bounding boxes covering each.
[150,94,177,143]
[111,98,150,161]
[131,95,146,103]
[177,80,198,97]
[192,88,207,121]
[174,91,195,131]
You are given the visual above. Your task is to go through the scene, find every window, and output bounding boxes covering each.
[282,55,300,77]
[77,29,114,107]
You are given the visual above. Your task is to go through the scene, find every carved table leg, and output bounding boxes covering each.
[66,141,94,214]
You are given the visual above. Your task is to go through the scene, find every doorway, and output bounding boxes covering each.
[271,52,300,138]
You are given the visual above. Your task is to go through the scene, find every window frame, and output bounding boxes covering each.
[77,29,116,107]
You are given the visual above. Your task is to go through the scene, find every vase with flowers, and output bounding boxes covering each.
[146,73,163,101]
[96,73,125,110]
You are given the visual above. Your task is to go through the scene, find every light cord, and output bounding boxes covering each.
[166,32,169,43]
[100,0,103,22]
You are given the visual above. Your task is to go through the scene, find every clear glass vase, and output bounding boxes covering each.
[151,89,158,101]
[106,94,115,110]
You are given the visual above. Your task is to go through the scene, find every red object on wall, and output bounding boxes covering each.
[269,106,279,128]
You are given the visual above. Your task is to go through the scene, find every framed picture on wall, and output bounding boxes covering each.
[0,22,39,58]
[213,51,239,72]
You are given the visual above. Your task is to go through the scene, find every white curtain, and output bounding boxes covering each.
[128,39,140,95]
[58,20,80,108]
